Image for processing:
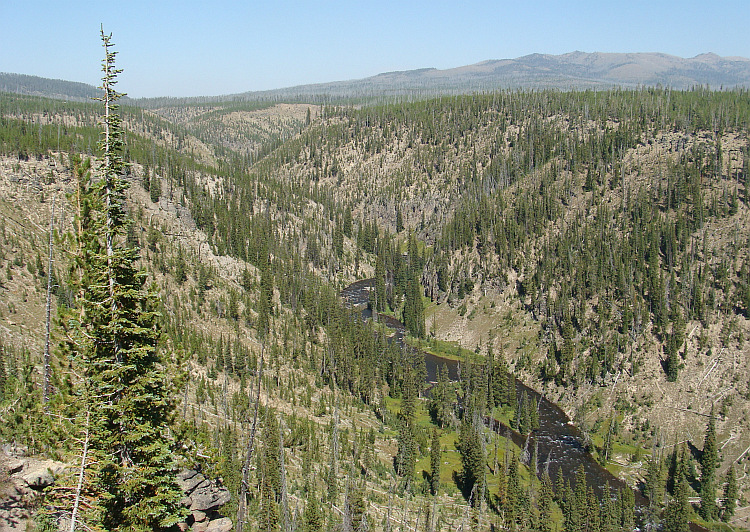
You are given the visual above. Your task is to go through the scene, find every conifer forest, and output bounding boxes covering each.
[0,31,749,532]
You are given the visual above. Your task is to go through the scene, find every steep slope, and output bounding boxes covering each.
[232,89,750,527]
[1,87,749,529]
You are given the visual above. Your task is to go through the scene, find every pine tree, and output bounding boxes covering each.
[506,453,520,527]
[536,472,553,532]
[302,484,324,531]
[430,427,441,495]
[403,270,425,338]
[619,487,635,531]
[664,467,690,532]
[259,473,281,532]
[586,486,601,532]
[258,251,273,338]
[566,466,588,532]
[373,256,386,313]
[458,413,485,507]
[347,481,368,530]
[396,368,418,480]
[59,28,185,530]
[699,407,718,520]
[720,465,737,522]
[600,484,618,532]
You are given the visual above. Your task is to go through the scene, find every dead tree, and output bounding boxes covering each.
[236,342,265,532]
[43,195,55,404]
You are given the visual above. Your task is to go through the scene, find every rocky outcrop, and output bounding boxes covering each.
[176,469,232,532]
[0,446,68,532]
[0,448,232,532]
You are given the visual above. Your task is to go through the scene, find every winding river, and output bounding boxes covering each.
[341,279,640,501]
[342,278,714,531]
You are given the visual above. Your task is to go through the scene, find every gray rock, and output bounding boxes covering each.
[189,483,231,512]
[177,469,199,482]
[6,459,24,474]
[19,460,66,490]
[205,517,233,532]
[191,521,209,532]
[177,470,207,494]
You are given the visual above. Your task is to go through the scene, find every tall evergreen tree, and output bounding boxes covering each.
[373,256,387,313]
[302,484,324,532]
[430,427,441,495]
[403,270,425,338]
[458,413,485,507]
[396,368,418,481]
[699,407,718,520]
[505,453,521,527]
[664,466,690,532]
[536,472,553,532]
[720,465,737,522]
[619,487,635,531]
[59,28,185,530]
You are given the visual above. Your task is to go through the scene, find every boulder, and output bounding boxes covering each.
[177,470,207,494]
[19,460,67,490]
[205,517,233,532]
[189,483,231,512]
[191,521,209,532]
[176,469,232,530]
[6,459,25,474]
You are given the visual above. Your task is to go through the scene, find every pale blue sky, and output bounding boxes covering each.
[1,0,748,98]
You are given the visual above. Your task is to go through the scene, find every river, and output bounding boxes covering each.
[339,280,678,514]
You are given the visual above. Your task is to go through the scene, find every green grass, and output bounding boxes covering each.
[490,404,517,429]
[406,335,481,363]
[415,431,464,486]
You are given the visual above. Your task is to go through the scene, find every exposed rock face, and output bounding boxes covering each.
[0,450,232,532]
[19,460,67,490]
[176,469,232,531]
[205,517,233,532]
[0,447,68,532]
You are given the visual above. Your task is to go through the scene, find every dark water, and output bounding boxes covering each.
[340,279,714,530]
[341,280,639,499]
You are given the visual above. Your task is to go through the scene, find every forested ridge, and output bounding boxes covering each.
[0,63,749,532]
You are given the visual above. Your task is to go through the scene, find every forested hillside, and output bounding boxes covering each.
[0,77,749,531]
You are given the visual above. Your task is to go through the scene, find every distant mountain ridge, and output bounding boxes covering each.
[3,51,750,103]
[255,51,750,100]
[0,72,104,101]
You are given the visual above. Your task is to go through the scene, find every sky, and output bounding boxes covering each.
[2,0,749,98]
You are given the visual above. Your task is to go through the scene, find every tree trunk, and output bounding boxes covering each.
[43,195,55,404]
[236,342,265,532]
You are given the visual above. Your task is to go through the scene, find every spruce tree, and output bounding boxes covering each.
[506,453,520,526]
[373,256,386,313]
[619,487,635,531]
[664,467,690,532]
[303,484,324,531]
[430,427,441,495]
[396,368,418,480]
[60,28,185,530]
[458,413,485,507]
[720,465,737,522]
[536,472,553,532]
[699,407,718,520]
